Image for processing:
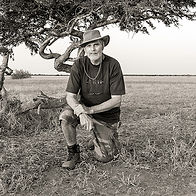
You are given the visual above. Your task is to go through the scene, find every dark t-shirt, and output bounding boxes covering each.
[66,54,125,123]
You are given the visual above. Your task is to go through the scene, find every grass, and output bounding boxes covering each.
[4,76,69,101]
[1,75,196,195]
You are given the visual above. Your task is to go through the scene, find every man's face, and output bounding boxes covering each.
[84,40,104,64]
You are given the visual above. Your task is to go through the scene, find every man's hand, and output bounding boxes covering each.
[79,113,94,131]
[74,104,93,116]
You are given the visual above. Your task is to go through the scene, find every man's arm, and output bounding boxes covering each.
[73,95,122,116]
[89,95,122,114]
[66,92,80,110]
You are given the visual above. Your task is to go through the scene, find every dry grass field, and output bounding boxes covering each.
[1,75,196,196]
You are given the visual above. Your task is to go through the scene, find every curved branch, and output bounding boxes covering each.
[39,29,84,73]
[39,37,61,59]
[54,40,80,72]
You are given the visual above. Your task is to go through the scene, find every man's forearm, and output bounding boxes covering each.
[66,94,80,110]
[66,93,122,116]
[89,96,121,114]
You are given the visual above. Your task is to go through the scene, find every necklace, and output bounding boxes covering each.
[83,60,102,81]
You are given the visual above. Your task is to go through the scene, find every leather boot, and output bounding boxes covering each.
[87,139,95,150]
[62,144,81,170]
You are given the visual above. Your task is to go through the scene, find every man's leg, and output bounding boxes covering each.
[60,115,77,146]
[59,106,81,169]
[90,120,121,163]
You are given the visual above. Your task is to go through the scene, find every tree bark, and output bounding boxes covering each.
[0,87,8,117]
[16,91,67,114]
[0,47,9,91]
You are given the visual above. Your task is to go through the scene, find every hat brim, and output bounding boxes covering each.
[80,35,110,47]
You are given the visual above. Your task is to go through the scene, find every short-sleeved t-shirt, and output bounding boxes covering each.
[66,54,125,123]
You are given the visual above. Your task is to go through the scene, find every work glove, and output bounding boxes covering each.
[79,113,94,131]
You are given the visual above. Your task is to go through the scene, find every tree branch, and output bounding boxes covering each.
[39,37,61,59]
[54,40,80,72]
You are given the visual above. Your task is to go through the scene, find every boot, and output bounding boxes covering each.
[87,139,95,150]
[62,144,81,169]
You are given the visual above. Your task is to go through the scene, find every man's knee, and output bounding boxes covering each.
[93,138,120,163]
[59,108,73,121]
[59,107,78,127]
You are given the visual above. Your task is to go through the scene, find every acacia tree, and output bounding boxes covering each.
[0,0,195,114]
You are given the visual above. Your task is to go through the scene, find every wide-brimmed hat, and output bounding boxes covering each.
[80,30,110,47]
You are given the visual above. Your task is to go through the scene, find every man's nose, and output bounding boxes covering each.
[90,45,96,51]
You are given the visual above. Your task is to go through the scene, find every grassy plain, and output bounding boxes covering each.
[1,75,196,195]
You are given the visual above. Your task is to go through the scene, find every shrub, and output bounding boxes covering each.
[11,69,31,79]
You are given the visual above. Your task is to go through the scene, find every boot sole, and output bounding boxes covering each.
[62,159,81,170]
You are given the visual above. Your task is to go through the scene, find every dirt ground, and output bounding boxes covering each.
[22,162,196,196]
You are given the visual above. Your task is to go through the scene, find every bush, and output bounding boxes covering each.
[11,69,31,79]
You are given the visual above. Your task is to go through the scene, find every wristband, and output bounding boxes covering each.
[89,107,94,114]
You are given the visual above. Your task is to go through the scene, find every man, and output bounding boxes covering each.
[59,29,125,169]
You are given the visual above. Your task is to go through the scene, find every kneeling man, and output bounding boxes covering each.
[59,29,125,169]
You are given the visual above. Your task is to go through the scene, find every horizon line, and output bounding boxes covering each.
[28,74,196,76]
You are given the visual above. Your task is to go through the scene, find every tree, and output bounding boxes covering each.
[0,0,195,114]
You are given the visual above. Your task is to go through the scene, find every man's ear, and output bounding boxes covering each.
[83,47,87,55]
[102,41,105,49]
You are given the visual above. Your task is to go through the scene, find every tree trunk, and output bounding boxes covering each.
[0,47,9,91]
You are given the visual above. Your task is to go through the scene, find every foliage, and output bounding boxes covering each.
[0,0,195,53]
[11,69,31,79]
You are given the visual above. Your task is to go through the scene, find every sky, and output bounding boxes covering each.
[6,19,196,75]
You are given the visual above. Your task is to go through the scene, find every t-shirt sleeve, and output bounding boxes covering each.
[66,62,81,94]
[110,60,126,95]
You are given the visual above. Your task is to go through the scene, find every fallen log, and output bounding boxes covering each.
[16,91,67,114]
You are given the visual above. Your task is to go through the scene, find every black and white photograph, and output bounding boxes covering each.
[0,0,196,195]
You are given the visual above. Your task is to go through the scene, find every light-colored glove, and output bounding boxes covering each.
[74,104,93,116]
[79,113,94,131]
